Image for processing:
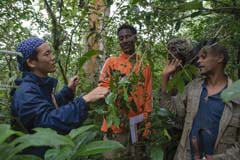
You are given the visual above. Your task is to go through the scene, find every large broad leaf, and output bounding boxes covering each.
[68,125,96,140]
[0,143,42,160]
[0,143,17,159]
[11,155,43,160]
[12,128,74,148]
[71,131,98,159]
[45,146,72,160]
[73,131,98,148]
[76,140,124,156]
[0,142,33,159]
[78,50,103,69]
[221,79,240,102]
[150,146,164,160]
[0,124,23,144]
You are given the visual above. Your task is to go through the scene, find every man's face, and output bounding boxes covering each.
[118,28,136,55]
[197,49,220,75]
[30,43,56,77]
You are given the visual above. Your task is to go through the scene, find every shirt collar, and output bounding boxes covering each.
[120,52,138,61]
[20,72,58,88]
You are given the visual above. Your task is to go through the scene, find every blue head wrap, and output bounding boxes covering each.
[16,37,45,71]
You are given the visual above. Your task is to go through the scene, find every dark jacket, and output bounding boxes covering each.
[11,72,88,134]
[11,72,88,157]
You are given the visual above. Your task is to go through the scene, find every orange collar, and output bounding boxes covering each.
[120,52,139,61]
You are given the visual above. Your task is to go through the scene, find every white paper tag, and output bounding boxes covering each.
[129,113,144,144]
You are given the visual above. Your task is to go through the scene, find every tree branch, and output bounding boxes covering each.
[43,0,60,52]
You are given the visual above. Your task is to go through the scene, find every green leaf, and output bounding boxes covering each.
[156,108,171,117]
[0,143,42,160]
[176,77,185,93]
[112,104,120,127]
[175,21,181,31]
[113,114,120,128]
[163,129,171,140]
[45,146,72,160]
[71,131,98,159]
[68,125,96,139]
[94,108,108,115]
[78,50,103,69]
[12,155,43,160]
[187,65,199,75]
[105,92,117,105]
[106,104,120,127]
[118,76,130,85]
[12,128,74,148]
[150,146,164,160]
[75,131,97,147]
[76,140,124,156]
[106,113,113,127]
[0,143,17,159]
[123,86,129,101]
[0,124,23,144]
[221,79,240,102]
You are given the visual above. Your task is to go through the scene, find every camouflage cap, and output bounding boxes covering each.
[167,38,197,56]
[167,38,198,64]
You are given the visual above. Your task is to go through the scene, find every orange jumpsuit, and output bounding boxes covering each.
[99,52,152,136]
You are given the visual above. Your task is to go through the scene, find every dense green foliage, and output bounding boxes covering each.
[0,124,124,160]
[1,0,240,159]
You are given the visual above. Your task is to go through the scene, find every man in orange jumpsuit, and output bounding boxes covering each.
[99,24,152,160]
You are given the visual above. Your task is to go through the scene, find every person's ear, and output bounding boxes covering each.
[26,59,37,69]
[133,35,137,42]
[217,54,224,64]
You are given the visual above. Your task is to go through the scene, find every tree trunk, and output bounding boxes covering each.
[237,46,240,79]
[44,0,67,84]
[83,0,110,84]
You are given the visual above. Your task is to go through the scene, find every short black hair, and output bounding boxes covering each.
[117,24,137,36]
[202,43,229,66]
[22,49,39,71]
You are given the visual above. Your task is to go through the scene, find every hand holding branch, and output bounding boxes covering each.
[83,87,109,103]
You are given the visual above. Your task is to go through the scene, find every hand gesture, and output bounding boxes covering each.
[68,76,79,92]
[83,87,109,103]
[162,59,181,76]
[161,59,181,92]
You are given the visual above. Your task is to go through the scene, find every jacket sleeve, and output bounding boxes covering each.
[212,143,240,160]
[142,66,153,137]
[159,81,190,124]
[55,85,74,106]
[14,85,88,134]
[144,66,152,114]
[213,101,240,160]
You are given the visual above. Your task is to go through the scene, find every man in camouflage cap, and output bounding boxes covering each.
[160,38,199,160]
